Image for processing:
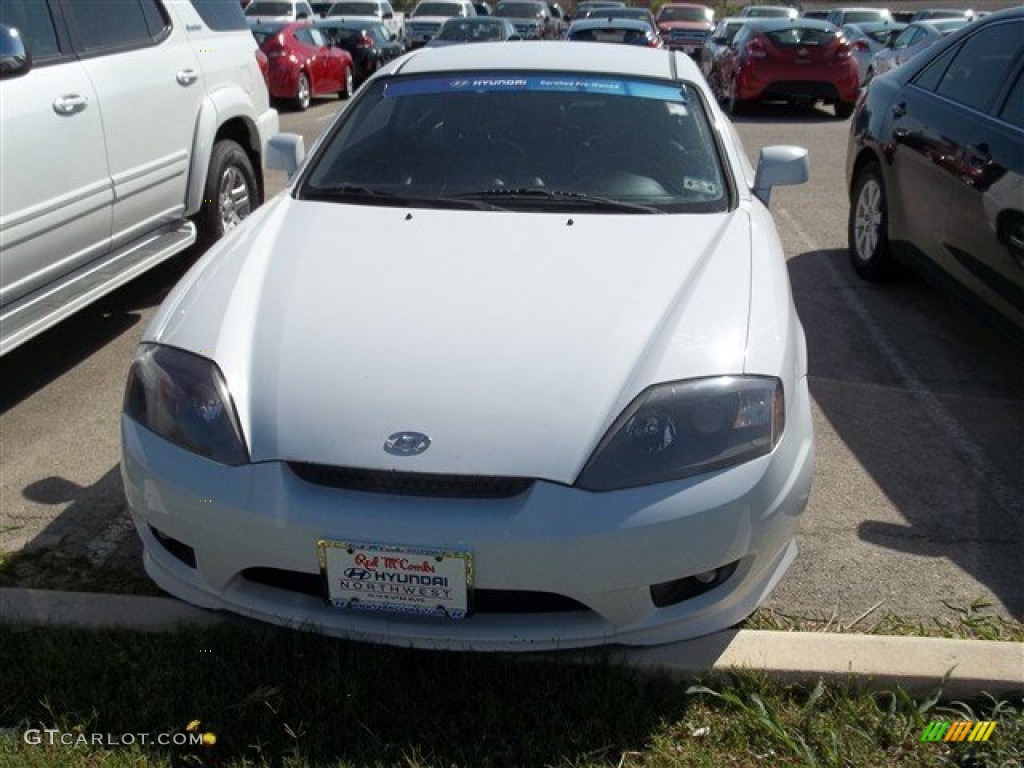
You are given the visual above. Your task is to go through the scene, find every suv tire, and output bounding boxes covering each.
[196,140,259,249]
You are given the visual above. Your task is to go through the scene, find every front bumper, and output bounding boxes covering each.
[122,378,813,651]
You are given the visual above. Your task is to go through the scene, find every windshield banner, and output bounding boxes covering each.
[384,74,687,102]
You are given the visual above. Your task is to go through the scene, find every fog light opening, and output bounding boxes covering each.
[649,560,740,608]
[150,526,198,569]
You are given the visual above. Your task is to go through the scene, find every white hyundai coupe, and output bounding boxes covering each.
[121,42,814,651]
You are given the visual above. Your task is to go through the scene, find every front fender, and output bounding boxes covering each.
[186,90,278,216]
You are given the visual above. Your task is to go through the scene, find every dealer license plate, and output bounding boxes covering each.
[319,540,473,619]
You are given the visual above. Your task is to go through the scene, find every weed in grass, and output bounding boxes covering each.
[746,600,1024,643]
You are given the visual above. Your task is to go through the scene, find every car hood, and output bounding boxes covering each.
[149,197,753,483]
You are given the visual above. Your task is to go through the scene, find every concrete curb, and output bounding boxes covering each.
[3,588,1021,699]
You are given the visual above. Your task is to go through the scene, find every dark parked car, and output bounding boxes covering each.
[425,16,519,44]
[492,0,555,39]
[566,17,663,47]
[718,18,860,118]
[847,8,1024,340]
[700,17,746,94]
[579,6,658,31]
[252,22,355,109]
[315,18,404,83]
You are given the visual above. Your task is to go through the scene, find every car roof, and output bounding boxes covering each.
[440,15,508,23]
[740,17,835,31]
[393,39,695,80]
[250,21,292,33]
[570,17,654,29]
[843,20,905,31]
[316,17,377,27]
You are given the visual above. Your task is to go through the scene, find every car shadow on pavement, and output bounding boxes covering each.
[0,245,204,415]
[1,466,154,595]
[786,247,1024,621]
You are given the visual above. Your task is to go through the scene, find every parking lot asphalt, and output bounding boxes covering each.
[2,92,1022,642]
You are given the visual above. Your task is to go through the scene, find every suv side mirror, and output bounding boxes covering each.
[0,24,31,79]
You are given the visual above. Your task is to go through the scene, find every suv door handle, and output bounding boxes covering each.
[176,69,199,86]
[892,101,907,118]
[52,94,89,115]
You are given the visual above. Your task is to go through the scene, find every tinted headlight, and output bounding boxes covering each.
[123,344,249,466]
[576,376,784,491]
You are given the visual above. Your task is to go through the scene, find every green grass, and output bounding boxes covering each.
[0,623,1021,768]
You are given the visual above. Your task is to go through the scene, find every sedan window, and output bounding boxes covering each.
[933,22,1023,113]
[1000,70,1024,129]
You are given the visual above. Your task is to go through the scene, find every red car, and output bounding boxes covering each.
[655,3,714,56]
[251,22,355,110]
[718,18,860,118]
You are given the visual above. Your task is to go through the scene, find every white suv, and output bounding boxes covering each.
[0,0,278,356]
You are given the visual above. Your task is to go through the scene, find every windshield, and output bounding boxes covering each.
[329,2,378,13]
[842,11,886,24]
[934,18,970,33]
[300,73,729,214]
[657,7,710,22]
[245,2,293,15]
[437,19,506,38]
[494,3,543,17]
[414,2,464,15]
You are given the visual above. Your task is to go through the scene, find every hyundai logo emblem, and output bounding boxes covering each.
[384,431,431,456]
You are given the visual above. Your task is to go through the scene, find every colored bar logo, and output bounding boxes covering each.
[921,721,997,742]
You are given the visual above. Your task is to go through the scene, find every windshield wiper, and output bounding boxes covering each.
[304,184,501,210]
[449,187,665,214]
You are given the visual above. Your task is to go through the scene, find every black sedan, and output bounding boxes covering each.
[846,7,1024,341]
[315,18,404,83]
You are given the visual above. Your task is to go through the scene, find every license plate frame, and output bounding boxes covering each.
[318,540,473,619]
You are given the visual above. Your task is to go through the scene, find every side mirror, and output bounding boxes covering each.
[0,24,31,79]
[266,133,307,176]
[753,145,809,205]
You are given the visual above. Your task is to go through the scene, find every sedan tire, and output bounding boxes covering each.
[341,66,355,100]
[294,72,311,111]
[835,101,855,119]
[727,80,747,117]
[848,160,897,281]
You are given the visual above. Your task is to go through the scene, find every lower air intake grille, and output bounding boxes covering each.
[289,463,534,499]
[240,568,589,614]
